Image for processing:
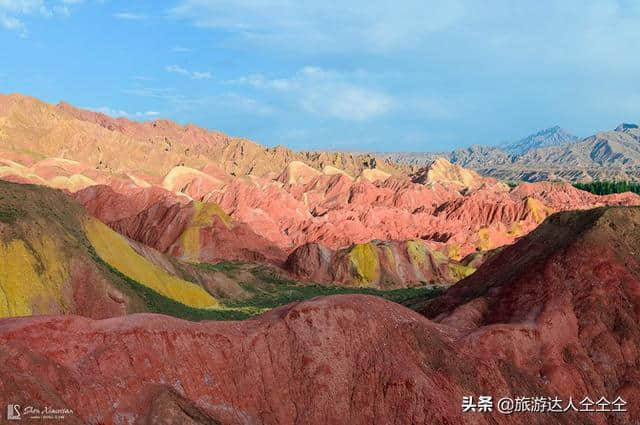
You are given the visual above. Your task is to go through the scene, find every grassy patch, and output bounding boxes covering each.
[224,265,444,310]
[89,247,252,321]
[226,284,443,310]
[0,206,24,223]
[197,260,245,273]
[90,254,444,322]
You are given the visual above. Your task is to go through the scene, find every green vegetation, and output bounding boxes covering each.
[89,248,252,321]
[197,260,245,273]
[226,283,443,310]
[574,181,640,195]
[225,265,444,310]
[89,254,444,322]
[0,180,444,321]
[0,206,24,223]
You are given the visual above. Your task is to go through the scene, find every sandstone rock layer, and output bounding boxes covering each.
[1,207,640,424]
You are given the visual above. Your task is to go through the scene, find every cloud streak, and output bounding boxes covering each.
[85,106,160,119]
[171,46,192,53]
[165,64,211,80]
[113,12,147,20]
[168,0,463,52]
[0,13,25,32]
[123,87,275,117]
[168,0,640,72]
[0,0,83,34]
[231,66,393,121]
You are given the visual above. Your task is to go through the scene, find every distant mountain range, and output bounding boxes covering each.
[385,124,640,182]
[500,126,578,155]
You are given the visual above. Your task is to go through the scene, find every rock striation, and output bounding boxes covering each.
[2,94,640,288]
[2,207,640,424]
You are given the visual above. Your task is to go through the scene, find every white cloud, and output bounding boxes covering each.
[123,87,179,100]
[219,93,274,116]
[0,0,44,13]
[406,97,459,120]
[53,5,69,15]
[86,106,160,119]
[123,86,274,117]
[0,13,25,31]
[166,64,189,76]
[191,71,212,80]
[172,46,192,53]
[113,12,146,20]
[0,0,82,34]
[230,74,296,91]
[0,0,41,35]
[302,86,391,121]
[168,0,464,52]
[167,0,640,75]
[165,64,211,80]
[231,66,393,121]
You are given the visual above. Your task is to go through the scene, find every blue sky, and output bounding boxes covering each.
[1,0,639,152]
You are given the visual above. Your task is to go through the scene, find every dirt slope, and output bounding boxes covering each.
[0,180,248,319]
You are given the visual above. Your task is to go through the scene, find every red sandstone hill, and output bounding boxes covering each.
[1,206,639,424]
[407,206,640,422]
[2,93,640,291]
[55,96,410,178]
[70,173,639,288]
[4,150,599,293]
[3,94,640,288]
[0,180,271,319]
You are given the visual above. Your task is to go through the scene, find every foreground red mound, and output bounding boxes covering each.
[0,297,586,425]
[409,206,640,423]
[1,207,639,424]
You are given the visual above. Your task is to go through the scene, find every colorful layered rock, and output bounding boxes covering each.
[286,240,475,288]
[0,180,227,319]
[3,207,640,424]
[3,94,640,289]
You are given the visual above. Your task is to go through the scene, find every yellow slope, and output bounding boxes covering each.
[84,217,219,309]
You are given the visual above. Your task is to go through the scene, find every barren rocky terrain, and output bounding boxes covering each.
[1,94,640,424]
[1,207,639,424]
[386,124,640,182]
